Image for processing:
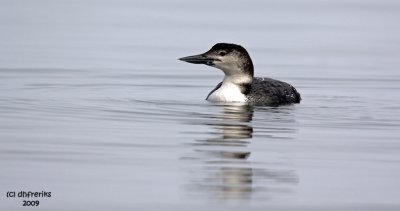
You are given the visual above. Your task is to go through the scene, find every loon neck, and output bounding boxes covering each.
[223,74,253,95]
[223,74,252,84]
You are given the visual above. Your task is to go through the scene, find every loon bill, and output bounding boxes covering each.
[179,43,301,106]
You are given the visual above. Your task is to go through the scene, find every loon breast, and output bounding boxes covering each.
[206,82,247,102]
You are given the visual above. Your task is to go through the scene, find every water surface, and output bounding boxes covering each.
[1,0,400,210]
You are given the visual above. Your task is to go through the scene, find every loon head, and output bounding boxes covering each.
[179,43,254,84]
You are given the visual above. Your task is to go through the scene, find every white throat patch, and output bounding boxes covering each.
[207,81,247,102]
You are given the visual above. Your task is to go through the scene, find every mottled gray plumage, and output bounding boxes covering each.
[208,77,301,106]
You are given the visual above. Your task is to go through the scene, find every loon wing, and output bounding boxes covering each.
[206,81,223,100]
[247,77,301,106]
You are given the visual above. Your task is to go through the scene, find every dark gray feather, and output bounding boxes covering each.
[246,77,301,106]
[206,82,223,100]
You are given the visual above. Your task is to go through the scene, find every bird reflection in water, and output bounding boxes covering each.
[183,104,298,202]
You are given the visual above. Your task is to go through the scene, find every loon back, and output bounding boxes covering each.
[207,77,301,106]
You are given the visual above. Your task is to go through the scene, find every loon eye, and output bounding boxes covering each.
[219,51,226,56]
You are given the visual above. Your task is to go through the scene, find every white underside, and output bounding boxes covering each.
[207,82,247,102]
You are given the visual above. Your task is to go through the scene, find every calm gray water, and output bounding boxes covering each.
[1,0,400,210]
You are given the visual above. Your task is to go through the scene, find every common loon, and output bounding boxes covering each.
[179,43,301,106]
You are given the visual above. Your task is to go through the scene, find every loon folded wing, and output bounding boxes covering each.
[206,81,223,100]
[247,77,301,106]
